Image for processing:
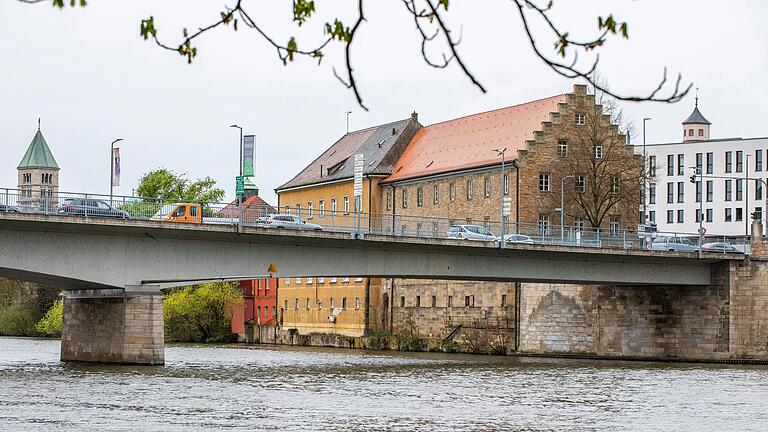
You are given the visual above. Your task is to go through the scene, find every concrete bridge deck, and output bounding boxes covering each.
[0,212,743,290]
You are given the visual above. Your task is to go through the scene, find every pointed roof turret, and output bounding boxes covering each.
[18,125,60,170]
[683,95,711,125]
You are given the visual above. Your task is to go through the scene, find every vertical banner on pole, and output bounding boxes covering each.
[112,147,121,187]
[242,135,256,191]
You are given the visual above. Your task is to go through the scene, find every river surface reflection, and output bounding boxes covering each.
[1,337,767,431]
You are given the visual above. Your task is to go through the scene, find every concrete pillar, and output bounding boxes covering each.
[61,291,164,365]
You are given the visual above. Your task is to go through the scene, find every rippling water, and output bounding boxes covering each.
[1,337,767,431]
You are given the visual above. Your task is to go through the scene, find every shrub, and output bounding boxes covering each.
[35,299,63,337]
[164,282,243,343]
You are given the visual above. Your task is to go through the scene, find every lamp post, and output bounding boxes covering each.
[493,148,507,246]
[559,175,574,243]
[642,117,652,224]
[110,138,123,204]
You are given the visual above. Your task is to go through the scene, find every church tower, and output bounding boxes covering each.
[17,121,60,210]
[682,94,711,142]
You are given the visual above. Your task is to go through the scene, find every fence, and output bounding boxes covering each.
[0,187,750,254]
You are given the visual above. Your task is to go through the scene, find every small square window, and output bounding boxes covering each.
[575,113,586,125]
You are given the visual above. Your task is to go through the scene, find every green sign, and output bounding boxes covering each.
[243,135,255,177]
[235,176,244,196]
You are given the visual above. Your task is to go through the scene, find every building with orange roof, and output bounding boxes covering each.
[380,84,641,350]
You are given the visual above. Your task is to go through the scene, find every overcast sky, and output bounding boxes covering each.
[1,1,766,204]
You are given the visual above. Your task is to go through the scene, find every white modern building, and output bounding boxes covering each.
[644,99,768,237]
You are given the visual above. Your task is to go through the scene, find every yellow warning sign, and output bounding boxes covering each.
[267,262,278,275]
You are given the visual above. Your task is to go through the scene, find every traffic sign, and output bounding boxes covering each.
[353,153,364,197]
[502,197,512,216]
[698,227,707,235]
[235,176,244,196]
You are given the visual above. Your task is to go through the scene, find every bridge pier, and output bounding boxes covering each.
[61,290,164,365]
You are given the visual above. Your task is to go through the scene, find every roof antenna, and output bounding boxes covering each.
[345,110,352,133]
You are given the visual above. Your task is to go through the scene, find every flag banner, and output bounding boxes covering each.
[112,147,121,187]
[243,135,255,177]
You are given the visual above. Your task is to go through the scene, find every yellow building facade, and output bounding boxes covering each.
[275,116,420,337]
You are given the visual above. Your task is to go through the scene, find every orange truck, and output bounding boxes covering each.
[151,203,237,225]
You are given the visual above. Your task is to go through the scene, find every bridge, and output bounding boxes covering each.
[0,212,746,365]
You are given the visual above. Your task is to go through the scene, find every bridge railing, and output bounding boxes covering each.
[0,188,750,253]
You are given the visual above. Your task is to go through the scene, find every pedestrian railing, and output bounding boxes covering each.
[0,187,750,255]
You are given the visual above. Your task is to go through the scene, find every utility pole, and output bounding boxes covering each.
[110,138,123,204]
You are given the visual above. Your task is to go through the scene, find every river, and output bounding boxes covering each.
[1,337,767,431]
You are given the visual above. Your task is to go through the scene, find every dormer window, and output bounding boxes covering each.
[326,159,346,176]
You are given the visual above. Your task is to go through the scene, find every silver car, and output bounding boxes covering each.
[501,234,535,244]
[263,214,322,231]
[650,236,699,252]
[447,224,497,241]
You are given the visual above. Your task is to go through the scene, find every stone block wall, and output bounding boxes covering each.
[61,293,164,365]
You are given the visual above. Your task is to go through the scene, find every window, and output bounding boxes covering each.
[415,296,420,308]
[649,183,656,204]
[667,182,674,204]
[484,177,491,197]
[539,173,550,192]
[611,176,620,194]
[330,277,337,283]
[343,196,350,213]
[355,297,361,309]
[319,200,325,216]
[755,207,763,222]
[706,209,713,223]
[342,277,350,283]
[483,216,491,230]
[725,180,732,201]
[725,208,732,222]
[306,298,311,310]
[307,277,313,284]
[318,277,325,284]
[400,296,405,307]
[317,299,322,310]
[431,296,437,307]
[649,156,657,177]
[294,298,299,309]
[284,299,289,310]
[576,175,585,193]
[689,128,694,136]
[699,128,704,137]
[402,189,408,208]
[416,222,423,236]
[575,217,585,231]
[447,295,453,307]
[355,277,363,282]
[696,209,702,223]
[433,185,440,204]
[307,202,313,218]
[285,205,291,215]
[649,211,656,223]
[575,113,585,125]
[284,277,290,286]
[295,277,302,284]
[757,180,763,200]
[677,154,685,175]
[736,208,743,222]
[538,214,550,235]
[695,181,701,203]
[330,297,335,309]
[758,150,764,172]
[501,295,507,307]
[736,151,744,173]
[594,145,603,159]
[677,209,684,223]
[726,151,733,173]
[706,152,713,174]
[386,192,391,210]
[609,216,620,235]
[417,187,423,207]
[342,297,348,309]
[503,174,509,195]
[467,180,473,200]
[557,140,568,157]
[706,181,713,202]
[695,153,703,174]
[331,198,337,213]
[667,155,674,176]
[449,182,456,202]
[677,182,684,203]
[666,210,674,223]
[736,179,743,201]
[296,204,301,217]
[432,222,439,237]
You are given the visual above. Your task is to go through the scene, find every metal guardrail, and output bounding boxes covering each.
[0,187,750,254]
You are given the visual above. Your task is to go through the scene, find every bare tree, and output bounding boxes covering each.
[21,0,691,110]
[560,98,642,229]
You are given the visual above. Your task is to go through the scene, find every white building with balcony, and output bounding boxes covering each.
[644,99,768,237]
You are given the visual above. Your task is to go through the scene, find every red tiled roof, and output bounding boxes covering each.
[384,94,567,183]
[221,195,276,217]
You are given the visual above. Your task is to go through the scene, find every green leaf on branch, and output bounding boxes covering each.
[286,37,298,62]
[293,0,316,26]
[52,0,86,8]
[140,16,157,40]
[324,19,351,42]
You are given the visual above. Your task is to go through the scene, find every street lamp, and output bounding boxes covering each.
[493,148,507,246]
[110,138,123,203]
[642,117,652,224]
[559,175,574,243]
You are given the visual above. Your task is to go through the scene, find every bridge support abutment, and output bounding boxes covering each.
[61,291,164,365]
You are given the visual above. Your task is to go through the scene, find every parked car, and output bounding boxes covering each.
[0,204,19,212]
[57,198,130,219]
[447,224,497,241]
[650,236,699,252]
[701,242,740,253]
[501,234,535,244]
[261,214,322,230]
